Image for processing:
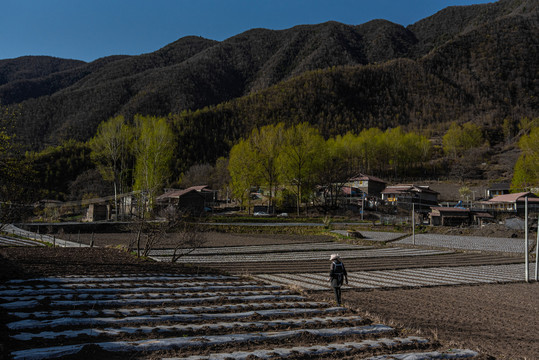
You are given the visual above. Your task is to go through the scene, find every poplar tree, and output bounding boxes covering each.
[278,123,324,215]
[512,126,539,192]
[228,139,258,213]
[133,115,174,213]
[442,122,483,159]
[249,123,284,214]
[89,115,132,218]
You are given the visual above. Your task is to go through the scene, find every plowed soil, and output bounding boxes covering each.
[310,283,539,359]
[1,232,538,359]
[70,232,334,248]
[193,254,523,274]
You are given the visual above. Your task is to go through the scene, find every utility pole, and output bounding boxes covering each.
[536,213,538,281]
[412,202,415,245]
[535,213,539,281]
[525,196,529,282]
[361,194,364,221]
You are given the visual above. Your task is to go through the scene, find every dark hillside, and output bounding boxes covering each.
[67,36,218,91]
[407,0,537,56]
[168,10,538,172]
[0,56,84,85]
[420,12,538,124]
[0,0,536,157]
[0,56,128,105]
[1,21,422,149]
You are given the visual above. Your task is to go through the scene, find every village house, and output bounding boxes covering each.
[82,192,140,222]
[156,185,217,215]
[429,207,495,227]
[430,207,470,226]
[486,183,511,199]
[381,184,439,212]
[344,173,387,197]
[479,192,539,214]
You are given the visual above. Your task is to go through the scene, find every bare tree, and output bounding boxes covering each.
[127,205,206,260]
[170,220,206,263]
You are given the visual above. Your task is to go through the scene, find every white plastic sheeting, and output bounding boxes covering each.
[163,337,433,360]
[12,315,363,340]
[11,325,394,360]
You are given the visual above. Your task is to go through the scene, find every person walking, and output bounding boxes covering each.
[328,253,348,306]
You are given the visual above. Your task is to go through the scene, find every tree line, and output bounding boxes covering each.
[6,115,537,220]
[228,123,432,214]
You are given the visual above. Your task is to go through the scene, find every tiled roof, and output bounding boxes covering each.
[381,184,439,195]
[156,185,208,200]
[485,192,539,203]
[430,207,469,213]
[349,173,386,183]
[156,189,192,200]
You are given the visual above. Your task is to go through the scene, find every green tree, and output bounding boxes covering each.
[356,128,384,174]
[89,115,133,217]
[133,115,175,213]
[213,157,231,202]
[249,123,284,213]
[333,131,361,176]
[278,123,324,215]
[511,126,539,192]
[228,139,258,212]
[442,122,483,158]
[316,138,353,211]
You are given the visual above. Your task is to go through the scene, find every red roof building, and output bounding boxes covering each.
[479,192,539,214]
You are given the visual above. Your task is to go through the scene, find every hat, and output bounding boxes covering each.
[329,254,340,261]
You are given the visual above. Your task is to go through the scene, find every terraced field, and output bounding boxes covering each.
[397,234,534,254]
[0,274,478,360]
[1,226,536,358]
[0,236,44,247]
[149,240,523,281]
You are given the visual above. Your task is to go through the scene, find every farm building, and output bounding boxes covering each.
[430,207,470,226]
[84,203,111,222]
[429,207,495,227]
[479,192,539,214]
[156,186,210,214]
[381,184,439,212]
[344,174,387,197]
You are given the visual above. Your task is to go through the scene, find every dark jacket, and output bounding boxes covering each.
[329,260,347,288]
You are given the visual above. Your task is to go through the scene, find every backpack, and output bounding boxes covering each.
[332,261,344,286]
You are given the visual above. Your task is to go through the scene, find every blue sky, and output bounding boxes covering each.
[2,0,494,62]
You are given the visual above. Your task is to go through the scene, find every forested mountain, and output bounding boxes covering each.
[0,0,537,160]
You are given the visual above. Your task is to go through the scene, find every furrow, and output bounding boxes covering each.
[10,325,395,360]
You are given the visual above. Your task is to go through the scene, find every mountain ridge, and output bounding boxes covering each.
[0,0,536,155]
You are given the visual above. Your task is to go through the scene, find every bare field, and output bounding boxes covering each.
[310,282,539,359]
[71,231,334,248]
[0,230,538,359]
